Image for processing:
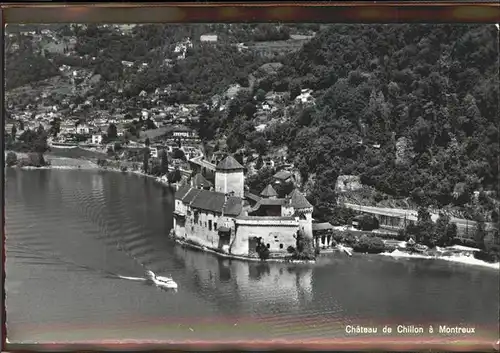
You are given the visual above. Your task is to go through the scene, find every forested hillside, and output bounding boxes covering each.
[259,24,498,223]
[5,24,499,225]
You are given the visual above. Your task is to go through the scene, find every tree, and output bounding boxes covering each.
[289,81,301,100]
[107,123,118,140]
[353,235,386,254]
[160,149,169,175]
[6,152,17,167]
[11,124,17,140]
[255,88,266,102]
[435,213,456,247]
[416,206,436,247]
[255,155,263,170]
[173,148,186,161]
[145,137,151,147]
[142,147,150,173]
[473,214,486,249]
[49,118,61,138]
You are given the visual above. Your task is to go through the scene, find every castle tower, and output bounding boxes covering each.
[288,189,314,240]
[215,155,244,198]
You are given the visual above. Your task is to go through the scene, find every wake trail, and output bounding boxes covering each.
[7,243,148,282]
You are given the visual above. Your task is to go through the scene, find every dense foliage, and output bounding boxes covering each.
[264,24,499,222]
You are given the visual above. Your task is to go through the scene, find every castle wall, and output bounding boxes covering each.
[183,209,222,248]
[232,219,300,256]
[299,212,314,240]
[215,170,244,198]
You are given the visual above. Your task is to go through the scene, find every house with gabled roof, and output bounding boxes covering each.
[173,155,314,258]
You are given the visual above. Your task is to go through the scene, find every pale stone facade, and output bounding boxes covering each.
[215,169,244,198]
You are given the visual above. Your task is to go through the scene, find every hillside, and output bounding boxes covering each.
[275,24,499,223]
[5,24,499,226]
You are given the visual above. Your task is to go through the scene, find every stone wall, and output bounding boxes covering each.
[232,220,299,256]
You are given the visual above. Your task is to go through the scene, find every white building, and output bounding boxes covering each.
[91,134,103,145]
[76,124,90,135]
[150,147,158,158]
[200,34,218,42]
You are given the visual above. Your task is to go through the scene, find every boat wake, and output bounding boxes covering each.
[8,243,178,289]
[115,275,148,282]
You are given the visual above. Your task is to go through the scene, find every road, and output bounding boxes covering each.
[343,203,496,231]
[189,155,216,171]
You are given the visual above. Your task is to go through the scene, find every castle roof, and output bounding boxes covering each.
[312,222,334,232]
[175,184,192,200]
[183,188,202,204]
[249,198,287,214]
[288,189,313,209]
[216,155,244,171]
[191,173,212,188]
[223,196,243,216]
[273,170,294,181]
[189,189,242,216]
[244,191,261,203]
[260,184,278,198]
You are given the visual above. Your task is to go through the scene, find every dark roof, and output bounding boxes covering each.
[288,189,313,209]
[249,198,286,213]
[260,184,278,197]
[273,170,294,180]
[216,155,244,171]
[189,189,243,215]
[183,188,202,204]
[192,173,212,188]
[223,196,243,216]
[190,189,226,213]
[175,184,192,201]
[245,191,261,203]
[312,222,334,231]
[260,199,286,206]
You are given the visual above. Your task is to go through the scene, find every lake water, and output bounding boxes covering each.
[4,169,499,344]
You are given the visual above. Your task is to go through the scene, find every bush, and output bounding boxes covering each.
[287,245,295,254]
[474,249,500,263]
[120,166,128,172]
[332,231,345,243]
[355,215,380,231]
[6,152,17,167]
[344,232,358,247]
[330,239,338,247]
[353,235,386,254]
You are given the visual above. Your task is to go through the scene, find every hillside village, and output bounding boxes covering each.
[4,23,499,261]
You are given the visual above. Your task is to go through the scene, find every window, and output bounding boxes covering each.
[279,244,283,249]
[208,220,212,231]
[266,243,270,249]
[214,222,217,230]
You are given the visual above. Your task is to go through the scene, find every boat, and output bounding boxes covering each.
[145,270,178,290]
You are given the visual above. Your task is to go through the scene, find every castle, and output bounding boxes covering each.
[172,155,314,257]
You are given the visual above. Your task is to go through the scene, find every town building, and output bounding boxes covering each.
[173,155,314,258]
[91,134,103,145]
[200,34,218,43]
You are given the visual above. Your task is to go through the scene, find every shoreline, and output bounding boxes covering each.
[10,156,498,270]
[380,249,500,270]
[171,233,316,264]
[7,153,175,188]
